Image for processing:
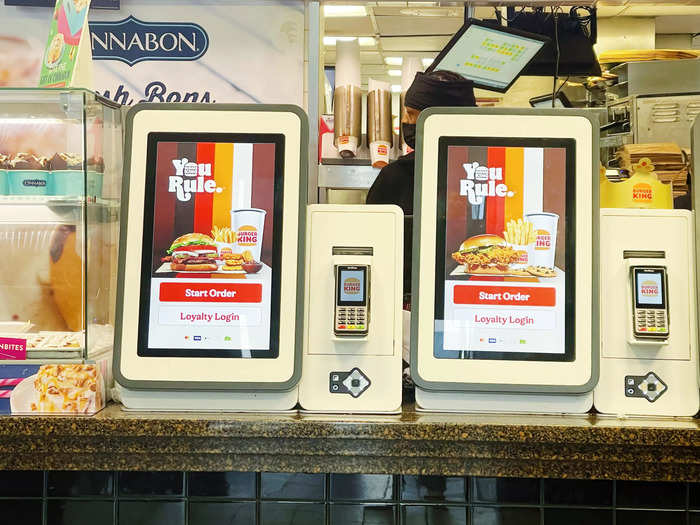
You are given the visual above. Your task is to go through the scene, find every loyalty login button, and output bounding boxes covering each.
[160,282,262,303]
[454,285,555,307]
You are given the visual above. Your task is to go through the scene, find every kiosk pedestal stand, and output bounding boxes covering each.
[594,209,698,417]
[299,205,403,414]
[113,105,307,412]
[411,108,598,414]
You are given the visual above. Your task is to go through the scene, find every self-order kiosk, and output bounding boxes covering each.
[411,108,598,413]
[114,104,307,411]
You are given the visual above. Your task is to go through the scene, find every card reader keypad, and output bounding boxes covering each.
[330,368,371,398]
[335,307,367,333]
[634,309,668,336]
[624,372,667,402]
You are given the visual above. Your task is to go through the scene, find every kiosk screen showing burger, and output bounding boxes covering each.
[435,137,575,361]
[138,133,284,358]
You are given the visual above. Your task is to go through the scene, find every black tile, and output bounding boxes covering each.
[118,472,184,497]
[691,484,700,509]
[616,481,686,509]
[47,500,114,525]
[471,506,540,525]
[543,479,612,506]
[331,474,394,501]
[189,502,255,525]
[330,504,396,525]
[402,505,467,525]
[261,502,325,525]
[48,471,113,497]
[544,508,613,525]
[471,477,539,505]
[0,470,43,497]
[188,472,256,498]
[401,475,466,502]
[690,511,700,524]
[0,499,42,523]
[118,500,185,525]
[261,473,325,500]
[616,510,685,525]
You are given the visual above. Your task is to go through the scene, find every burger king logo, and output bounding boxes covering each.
[632,183,653,202]
[640,280,659,297]
[343,277,361,295]
[535,229,551,250]
[377,144,388,155]
[236,225,258,246]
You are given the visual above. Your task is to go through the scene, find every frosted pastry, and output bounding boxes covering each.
[31,364,103,414]
[10,152,48,170]
[49,152,83,170]
[47,33,64,65]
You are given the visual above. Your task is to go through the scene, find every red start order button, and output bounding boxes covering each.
[160,282,262,303]
[454,285,555,307]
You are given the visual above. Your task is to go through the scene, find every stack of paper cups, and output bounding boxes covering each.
[334,39,362,158]
[400,57,424,155]
[367,78,392,168]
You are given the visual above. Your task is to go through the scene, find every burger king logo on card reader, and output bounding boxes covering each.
[641,280,659,297]
[169,157,222,202]
[459,162,514,205]
[344,277,361,295]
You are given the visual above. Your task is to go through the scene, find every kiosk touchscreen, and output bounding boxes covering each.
[114,104,307,411]
[411,108,598,413]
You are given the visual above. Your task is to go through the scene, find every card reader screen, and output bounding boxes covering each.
[434,137,576,362]
[338,267,367,306]
[137,132,285,359]
[634,269,665,308]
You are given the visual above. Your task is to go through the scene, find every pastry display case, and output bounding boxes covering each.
[0,88,122,361]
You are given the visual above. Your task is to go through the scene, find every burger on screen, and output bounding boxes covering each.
[452,234,521,275]
[163,233,218,271]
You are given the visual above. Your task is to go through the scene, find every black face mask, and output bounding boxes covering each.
[402,123,416,149]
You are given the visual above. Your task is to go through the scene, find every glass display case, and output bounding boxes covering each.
[0,88,122,360]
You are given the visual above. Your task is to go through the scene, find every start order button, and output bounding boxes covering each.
[159,282,262,303]
[454,285,555,307]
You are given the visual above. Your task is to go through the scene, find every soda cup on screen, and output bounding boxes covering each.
[230,208,266,262]
[525,212,559,269]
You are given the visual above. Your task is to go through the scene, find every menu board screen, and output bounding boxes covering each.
[434,137,575,362]
[430,23,546,92]
[138,133,284,358]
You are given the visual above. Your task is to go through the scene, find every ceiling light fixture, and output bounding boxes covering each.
[323,5,367,18]
[422,58,434,68]
[391,85,402,93]
[388,69,402,77]
[323,36,375,47]
[384,57,403,66]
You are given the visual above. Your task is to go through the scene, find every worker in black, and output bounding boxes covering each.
[366,70,476,302]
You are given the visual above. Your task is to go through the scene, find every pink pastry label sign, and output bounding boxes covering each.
[0,338,26,360]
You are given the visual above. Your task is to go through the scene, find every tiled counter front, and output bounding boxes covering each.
[2,471,700,525]
[0,404,698,480]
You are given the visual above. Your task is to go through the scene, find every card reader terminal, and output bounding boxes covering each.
[335,265,370,336]
[632,267,669,339]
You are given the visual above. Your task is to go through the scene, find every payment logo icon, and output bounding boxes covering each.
[488,338,497,344]
[224,336,232,341]
[193,335,202,341]
[519,339,527,344]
